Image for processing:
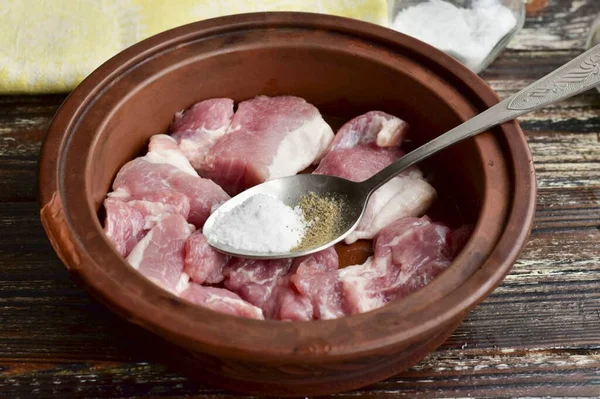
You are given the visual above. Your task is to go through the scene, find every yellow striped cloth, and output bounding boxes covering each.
[0,0,388,93]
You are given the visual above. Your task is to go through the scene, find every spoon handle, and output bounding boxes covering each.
[362,44,600,193]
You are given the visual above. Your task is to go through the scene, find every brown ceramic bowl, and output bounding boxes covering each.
[39,12,535,396]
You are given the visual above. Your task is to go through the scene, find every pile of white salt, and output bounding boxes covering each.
[206,193,307,253]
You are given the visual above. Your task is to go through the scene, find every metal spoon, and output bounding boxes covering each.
[203,44,600,259]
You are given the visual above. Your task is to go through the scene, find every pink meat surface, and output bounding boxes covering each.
[265,248,343,321]
[111,135,229,228]
[315,111,436,244]
[203,96,334,195]
[126,214,195,294]
[184,231,230,284]
[288,248,344,320]
[264,281,313,321]
[340,216,458,315]
[289,271,344,320]
[223,257,293,309]
[103,199,146,257]
[169,98,235,170]
[180,284,264,320]
[103,192,190,257]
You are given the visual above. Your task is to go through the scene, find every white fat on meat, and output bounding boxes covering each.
[268,115,334,178]
[146,134,199,176]
[345,170,436,243]
[175,272,191,294]
[375,116,408,147]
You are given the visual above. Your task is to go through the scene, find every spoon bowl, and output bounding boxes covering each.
[203,174,369,259]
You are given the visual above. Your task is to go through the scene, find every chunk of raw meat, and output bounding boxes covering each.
[126,214,195,293]
[111,136,229,227]
[179,284,264,320]
[103,192,190,257]
[169,98,235,170]
[223,258,293,309]
[265,248,343,321]
[103,199,146,257]
[264,282,313,321]
[203,96,334,195]
[289,271,344,320]
[288,248,344,320]
[184,231,230,284]
[315,111,436,244]
[340,216,457,315]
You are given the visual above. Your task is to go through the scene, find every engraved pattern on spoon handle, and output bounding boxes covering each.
[361,44,600,194]
[508,44,600,110]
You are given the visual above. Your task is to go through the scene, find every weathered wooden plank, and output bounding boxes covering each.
[1,351,599,398]
[526,131,600,189]
[0,96,62,203]
[510,0,600,51]
[534,187,600,231]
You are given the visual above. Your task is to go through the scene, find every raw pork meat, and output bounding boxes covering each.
[264,281,313,321]
[202,96,334,195]
[126,214,195,294]
[223,249,339,320]
[103,191,190,257]
[103,199,146,257]
[180,284,264,320]
[287,248,344,320]
[264,248,342,321]
[223,257,293,309]
[315,111,436,244]
[110,134,229,227]
[169,98,235,170]
[184,231,230,284]
[340,216,455,315]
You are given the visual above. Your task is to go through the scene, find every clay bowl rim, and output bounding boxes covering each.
[39,12,536,361]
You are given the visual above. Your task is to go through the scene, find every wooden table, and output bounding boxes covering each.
[1,2,599,397]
